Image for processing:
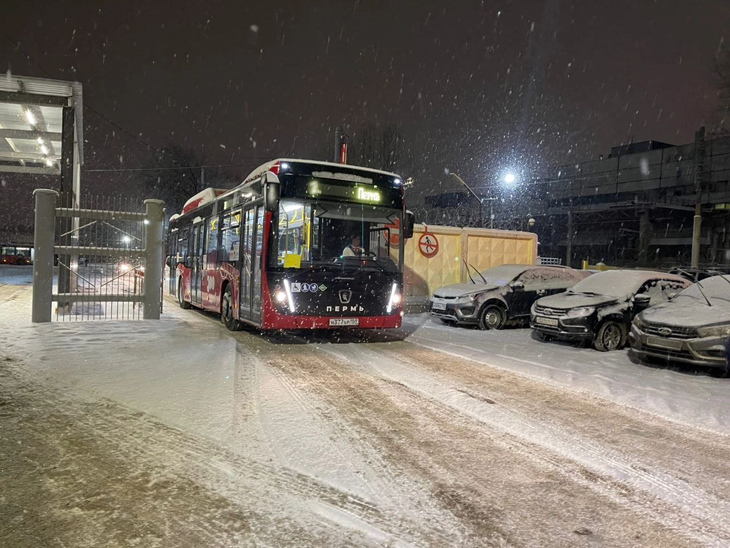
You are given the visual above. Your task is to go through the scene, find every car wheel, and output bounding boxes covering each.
[178,279,191,309]
[593,320,627,351]
[221,285,241,331]
[479,304,506,330]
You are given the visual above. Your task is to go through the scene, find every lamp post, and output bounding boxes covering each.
[449,172,497,228]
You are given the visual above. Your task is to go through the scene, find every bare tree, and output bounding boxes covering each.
[349,124,406,172]
[139,144,206,215]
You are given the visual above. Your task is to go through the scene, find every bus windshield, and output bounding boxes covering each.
[269,199,401,272]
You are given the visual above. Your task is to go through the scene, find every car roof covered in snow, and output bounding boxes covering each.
[570,269,688,298]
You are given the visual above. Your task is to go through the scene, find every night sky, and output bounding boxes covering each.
[2,0,729,201]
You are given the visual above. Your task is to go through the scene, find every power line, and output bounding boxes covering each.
[83,161,270,173]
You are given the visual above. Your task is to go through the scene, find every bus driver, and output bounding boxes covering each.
[342,235,363,257]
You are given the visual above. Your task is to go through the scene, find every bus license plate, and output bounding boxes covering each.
[535,316,558,327]
[330,318,359,327]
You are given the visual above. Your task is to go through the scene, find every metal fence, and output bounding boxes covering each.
[31,189,165,322]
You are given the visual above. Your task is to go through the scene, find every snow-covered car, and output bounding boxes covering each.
[531,270,690,351]
[630,275,730,372]
[430,264,589,329]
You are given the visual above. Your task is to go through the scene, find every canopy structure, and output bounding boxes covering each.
[0,74,83,201]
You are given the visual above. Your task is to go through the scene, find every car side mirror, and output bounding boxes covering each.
[633,293,651,311]
[511,281,525,292]
[403,210,415,239]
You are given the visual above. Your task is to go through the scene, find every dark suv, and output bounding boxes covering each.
[531,270,689,351]
[430,264,588,329]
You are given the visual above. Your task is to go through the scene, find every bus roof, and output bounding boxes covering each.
[241,158,401,186]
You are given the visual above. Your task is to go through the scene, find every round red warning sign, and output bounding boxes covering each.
[418,232,439,258]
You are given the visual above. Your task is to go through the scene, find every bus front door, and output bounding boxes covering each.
[239,207,254,321]
[191,223,205,304]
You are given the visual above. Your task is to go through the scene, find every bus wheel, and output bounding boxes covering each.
[178,279,191,309]
[221,285,241,331]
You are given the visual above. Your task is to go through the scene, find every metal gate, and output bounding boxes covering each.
[31,189,165,322]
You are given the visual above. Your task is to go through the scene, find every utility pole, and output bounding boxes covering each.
[691,126,705,269]
[566,199,573,268]
[333,127,347,164]
[333,126,340,163]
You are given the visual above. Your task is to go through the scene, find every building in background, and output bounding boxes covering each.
[423,129,730,269]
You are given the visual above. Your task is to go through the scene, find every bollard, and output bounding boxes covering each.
[143,199,165,319]
[32,189,59,322]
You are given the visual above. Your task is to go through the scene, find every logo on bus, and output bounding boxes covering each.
[327,305,365,313]
[338,289,352,304]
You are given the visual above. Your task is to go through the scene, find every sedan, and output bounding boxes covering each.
[430,264,588,329]
[531,270,690,351]
[630,275,730,373]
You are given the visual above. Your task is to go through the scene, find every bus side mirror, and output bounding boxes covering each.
[263,174,280,213]
[403,210,415,239]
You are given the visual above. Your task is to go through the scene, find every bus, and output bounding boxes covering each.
[1,245,33,265]
[165,159,414,330]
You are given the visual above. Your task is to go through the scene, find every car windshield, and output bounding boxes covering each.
[477,265,527,286]
[673,276,730,305]
[567,270,652,298]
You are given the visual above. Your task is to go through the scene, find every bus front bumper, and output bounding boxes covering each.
[261,314,403,330]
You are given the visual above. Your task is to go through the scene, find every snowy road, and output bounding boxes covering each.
[2,272,730,547]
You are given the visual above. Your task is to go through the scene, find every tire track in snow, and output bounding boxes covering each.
[260,344,696,547]
[344,342,730,546]
[0,354,394,547]
[235,335,471,546]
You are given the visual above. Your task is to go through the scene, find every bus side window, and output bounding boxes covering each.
[221,209,241,262]
[178,228,189,262]
[206,216,219,267]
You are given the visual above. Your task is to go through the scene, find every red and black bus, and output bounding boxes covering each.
[166,159,414,330]
[1,245,33,265]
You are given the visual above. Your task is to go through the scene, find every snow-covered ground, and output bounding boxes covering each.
[2,265,730,547]
[404,315,730,435]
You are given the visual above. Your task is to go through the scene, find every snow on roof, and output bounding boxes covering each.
[571,269,688,297]
[241,158,401,186]
[181,188,227,215]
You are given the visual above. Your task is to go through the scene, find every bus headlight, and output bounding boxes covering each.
[274,289,287,303]
[386,282,401,313]
[282,279,296,312]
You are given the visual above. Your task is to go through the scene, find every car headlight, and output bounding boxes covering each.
[696,324,730,338]
[567,306,595,318]
[633,314,644,329]
[455,293,480,303]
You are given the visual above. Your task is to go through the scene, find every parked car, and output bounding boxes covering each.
[668,267,719,283]
[430,264,589,329]
[531,270,690,351]
[629,275,730,372]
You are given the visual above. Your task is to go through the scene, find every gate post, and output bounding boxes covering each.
[32,189,59,323]
[143,199,165,319]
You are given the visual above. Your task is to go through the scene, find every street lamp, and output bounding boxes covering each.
[449,172,483,227]
[503,172,516,185]
[448,172,497,229]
